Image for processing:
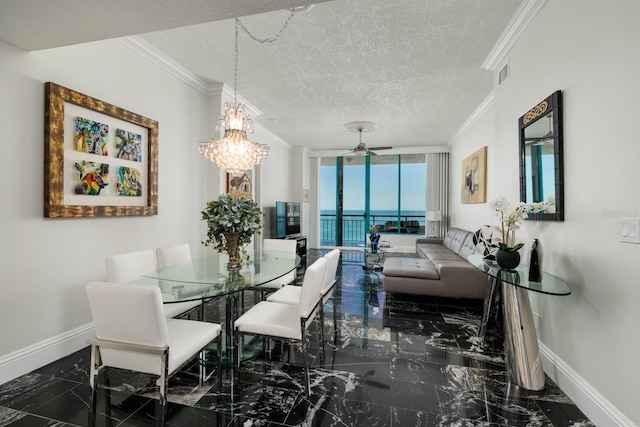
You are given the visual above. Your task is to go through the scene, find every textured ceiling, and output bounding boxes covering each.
[0,0,522,151]
[0,0,324,51]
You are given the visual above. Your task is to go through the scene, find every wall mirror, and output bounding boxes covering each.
[519,90,564,221]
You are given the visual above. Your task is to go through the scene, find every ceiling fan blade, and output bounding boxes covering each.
[368,146,393,150]
[367,150,378,156]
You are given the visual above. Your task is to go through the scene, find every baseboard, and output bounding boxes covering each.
[0,323,94,385]
[539,342,636,427]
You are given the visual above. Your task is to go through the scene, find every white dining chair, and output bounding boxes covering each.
[234,256,327,394]
[105,249,200,319]
[267,249,341,346]
[85,281,222,426]
[156,243,191,268]
[259,239,298,288]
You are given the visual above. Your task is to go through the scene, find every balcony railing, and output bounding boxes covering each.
[320,213,425,247]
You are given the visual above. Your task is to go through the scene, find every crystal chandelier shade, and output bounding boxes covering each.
[199,19,270,176]
[199,101,269,177]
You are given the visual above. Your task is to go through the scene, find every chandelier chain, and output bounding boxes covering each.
[234,18,239,104]
[199,8,299,175]
[236,9,296,45]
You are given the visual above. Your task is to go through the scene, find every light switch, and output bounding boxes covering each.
[620,218,640,243]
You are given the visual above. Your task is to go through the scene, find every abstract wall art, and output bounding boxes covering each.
[116,166,142,197]
[73,161,109,195]
[45,82,158,217]
[115,128,142,162]
[461,146,487,204]
[74,117,109,155]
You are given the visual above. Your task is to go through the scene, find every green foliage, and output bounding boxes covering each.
[201,194,263,257]
[497,242,524,252]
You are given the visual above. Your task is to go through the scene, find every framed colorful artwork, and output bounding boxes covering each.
[227,171,252,199]
[461,146,487,204]
[44,82,158,217]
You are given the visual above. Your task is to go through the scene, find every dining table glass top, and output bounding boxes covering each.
[133,250,300,303]
[468,254,571,296]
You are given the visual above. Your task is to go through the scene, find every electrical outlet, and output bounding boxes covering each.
[621,218,640,243]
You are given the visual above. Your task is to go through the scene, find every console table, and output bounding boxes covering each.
[468,254,571,391]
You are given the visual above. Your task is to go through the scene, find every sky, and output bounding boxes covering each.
[320,161,426,212]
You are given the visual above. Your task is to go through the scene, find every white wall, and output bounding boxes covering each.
[449,101,497,230]
[0,37,291,383]
[449,1,640,424]
[257,131,291,208]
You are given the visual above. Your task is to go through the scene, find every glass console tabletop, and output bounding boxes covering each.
[468,254,571,296]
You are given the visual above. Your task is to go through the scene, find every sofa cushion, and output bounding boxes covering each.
[442,228,472,253]
[382,258,440,280]
[457,233,479,260]
[416,243,450,258]
[425,252,465,262]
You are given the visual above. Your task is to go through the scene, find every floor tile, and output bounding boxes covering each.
[0,249,593,427]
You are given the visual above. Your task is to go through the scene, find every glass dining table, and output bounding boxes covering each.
[132,250,300,367]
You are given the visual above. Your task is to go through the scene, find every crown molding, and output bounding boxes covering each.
[220,84,263,118]
[448,92,495,145]
[117,36,291,148]
[254,122,292,149]
[117,35,222,95]
[482,0,548,71]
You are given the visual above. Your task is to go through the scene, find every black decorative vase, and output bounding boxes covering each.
[496,249,520,270]
[369,233,380,253]
[528,239,543,282]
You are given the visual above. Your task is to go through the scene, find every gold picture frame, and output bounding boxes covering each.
[44,82,158,217]
[461,146,487,204]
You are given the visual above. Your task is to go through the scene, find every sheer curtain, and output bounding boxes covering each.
[426,153,449,238]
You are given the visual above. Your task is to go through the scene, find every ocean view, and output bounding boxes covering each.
[320,210,425,244]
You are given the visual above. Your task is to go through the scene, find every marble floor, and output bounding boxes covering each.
[0,249,593,426]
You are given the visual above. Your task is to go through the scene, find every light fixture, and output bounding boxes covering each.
[426,210,443,237]
[199,18,269,177]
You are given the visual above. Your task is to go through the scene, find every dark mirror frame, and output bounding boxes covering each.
[519,90,564,221]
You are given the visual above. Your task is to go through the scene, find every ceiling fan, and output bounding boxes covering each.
[338,121,392,156]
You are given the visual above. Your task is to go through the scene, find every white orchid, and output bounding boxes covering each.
[490,197,529,251]
[529,202,547,214]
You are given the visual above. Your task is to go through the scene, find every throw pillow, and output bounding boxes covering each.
[473,225,500,260]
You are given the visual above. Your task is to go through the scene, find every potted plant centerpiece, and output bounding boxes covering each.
[201,194,263,270]
[490,196,529,269]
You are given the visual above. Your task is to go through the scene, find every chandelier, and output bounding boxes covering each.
[199,18,270,176]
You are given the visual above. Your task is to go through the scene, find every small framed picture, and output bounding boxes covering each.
[227,171,252,199]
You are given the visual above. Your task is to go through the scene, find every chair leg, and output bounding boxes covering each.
[216,334,222,385]
[301,321,310,395]
[158,350,169,427]
[88,345,99,427]
[235,329,242,368]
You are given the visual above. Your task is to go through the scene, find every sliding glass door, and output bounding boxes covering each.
[320,154,426,247]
